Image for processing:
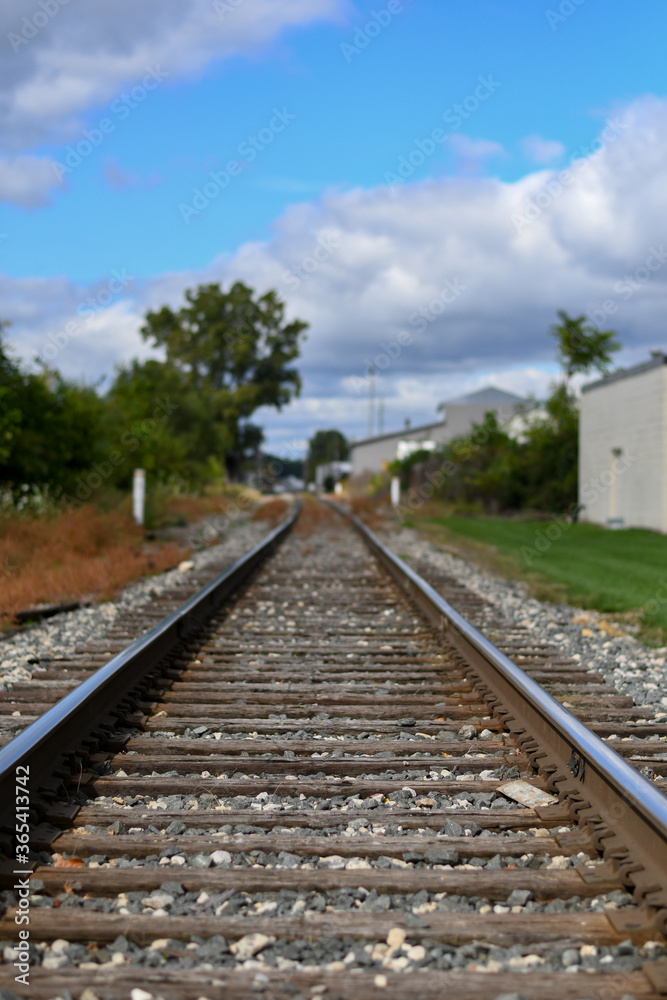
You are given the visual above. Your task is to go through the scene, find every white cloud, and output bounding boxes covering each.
[0,154,62,207]
[520,134,565,164]
[4,94,667,452]
[0,0,344,150]
[0,270,149,382]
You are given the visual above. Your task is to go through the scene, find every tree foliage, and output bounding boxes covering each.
[0,281,307,499]
[138,281,306,478]
[304,429,348,482]
[0,333,107,495]
[394,312,618,515]
[550,310,620,382]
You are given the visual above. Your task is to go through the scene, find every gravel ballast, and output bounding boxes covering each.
[382,524,667,721]
[0,516,272,696]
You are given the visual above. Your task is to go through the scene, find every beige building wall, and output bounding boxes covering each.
[350,422,444,477]
[579,365,665,531]
[350,398,525,478]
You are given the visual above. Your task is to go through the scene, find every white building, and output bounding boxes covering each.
[579,351,667,531]
[349,387,528,478]
[314,460,352,491]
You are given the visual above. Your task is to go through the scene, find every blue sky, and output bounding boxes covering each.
[2,0,667,455]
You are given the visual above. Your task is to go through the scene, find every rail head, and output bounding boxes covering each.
[331,501,667,923]
[0,501,300,818]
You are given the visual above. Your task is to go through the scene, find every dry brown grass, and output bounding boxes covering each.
[251,497,290,526]
[163,494,234,522]
[347,496,390,532]
[0,505,187,626]
[293,497,337,536]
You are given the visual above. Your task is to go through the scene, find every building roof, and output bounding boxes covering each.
[581,352,666,393]
[442,387,528,406]
[349,419,443,449]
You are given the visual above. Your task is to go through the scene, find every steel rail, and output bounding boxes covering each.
[333,502,667,924]
[0,502,300,816]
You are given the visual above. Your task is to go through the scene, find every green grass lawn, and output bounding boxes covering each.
[408,509,667,644]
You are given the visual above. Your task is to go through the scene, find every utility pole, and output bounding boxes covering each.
[378,398,384,435]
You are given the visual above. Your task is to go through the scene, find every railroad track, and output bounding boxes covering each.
[1,499,667,999]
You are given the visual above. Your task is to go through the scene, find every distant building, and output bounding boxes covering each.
[579,351,667,531]
[315,460,352,491]
[349,387,528,477]
[273,475,305,494]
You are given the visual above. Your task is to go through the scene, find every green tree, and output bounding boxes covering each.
[0,327,23,465]
[104,359,195,487]
[550,310,620,383]
[137,282,307,479]
[304,429,348,483]
[511,385,579,511]
[0,330,107,495]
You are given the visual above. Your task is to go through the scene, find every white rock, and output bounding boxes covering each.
[254,901,277,915]
[406,944,426,961]
[508,954,544,969]
[384,956,409,971]
[142,891,173,910]
[386,927,406,949]
[211,850,232,866]
[51,938,70,955]
[42,955,69,970]
[130,990,155,1000]
[345,858,371,870]
[230,933,275,960]
[319,855,346,868]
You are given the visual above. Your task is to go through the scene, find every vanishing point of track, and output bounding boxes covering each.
[1,499,667,999]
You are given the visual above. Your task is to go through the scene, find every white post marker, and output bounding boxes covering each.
[132,468,146,526]
[390,476,400,509]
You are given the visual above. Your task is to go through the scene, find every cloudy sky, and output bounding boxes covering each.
[2,0,667,456]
